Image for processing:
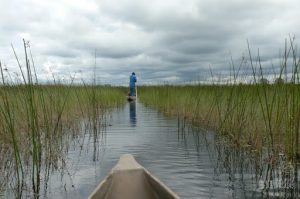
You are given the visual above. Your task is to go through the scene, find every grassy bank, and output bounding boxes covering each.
[139,83,300,159]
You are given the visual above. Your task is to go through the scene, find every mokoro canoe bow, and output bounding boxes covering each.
[88,154,180,199]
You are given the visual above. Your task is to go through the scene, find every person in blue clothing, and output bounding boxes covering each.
[129,72,137,96]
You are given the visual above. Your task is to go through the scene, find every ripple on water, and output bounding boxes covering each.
[40,102,285,199]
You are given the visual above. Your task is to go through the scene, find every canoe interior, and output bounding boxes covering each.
[89,154,179,199]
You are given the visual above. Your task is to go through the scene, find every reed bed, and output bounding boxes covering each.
[139,37,300,163]
[0,84,126,198]
[138,78,300,197]
[0,39,126,198]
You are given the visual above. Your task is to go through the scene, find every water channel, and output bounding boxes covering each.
[3,101,299,198]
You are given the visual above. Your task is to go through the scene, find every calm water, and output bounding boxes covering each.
[5,101,299,198]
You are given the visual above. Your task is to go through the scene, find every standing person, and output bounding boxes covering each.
[129,72,137,96]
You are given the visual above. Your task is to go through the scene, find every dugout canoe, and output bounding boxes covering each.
[88,154,180,199]
[127,95,136,101]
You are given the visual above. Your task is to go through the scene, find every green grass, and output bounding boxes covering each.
[139,84,300,158]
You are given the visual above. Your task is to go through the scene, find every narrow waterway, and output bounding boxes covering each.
[13,101,297,198]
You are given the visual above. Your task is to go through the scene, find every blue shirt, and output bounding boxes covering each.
[130,74,137,88]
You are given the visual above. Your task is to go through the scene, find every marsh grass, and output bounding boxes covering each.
[0,40,126,198]
[139,38,300,196]
[139,37,300,163]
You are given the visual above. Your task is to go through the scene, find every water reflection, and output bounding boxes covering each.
[3,102,300,198]
[129,101,136,126]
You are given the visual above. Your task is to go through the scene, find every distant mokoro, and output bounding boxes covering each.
[127,95,136,101]
[88,154,180,199]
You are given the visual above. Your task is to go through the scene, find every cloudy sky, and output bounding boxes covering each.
[0,0,299,85]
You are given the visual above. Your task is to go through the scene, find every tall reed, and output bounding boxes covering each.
[0,40,126,198]
[139,37,300,162]
[0,61,24,198]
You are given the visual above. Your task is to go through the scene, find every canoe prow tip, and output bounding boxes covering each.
[113,154,143,171]
[120,153,134,159]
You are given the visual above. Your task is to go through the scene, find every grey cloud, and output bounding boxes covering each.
[42,48,79,58]
[96,48,141,59]
[172,39,224,55]
[1,0,300,84]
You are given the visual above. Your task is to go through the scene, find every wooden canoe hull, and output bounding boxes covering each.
[88,154,180,199]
